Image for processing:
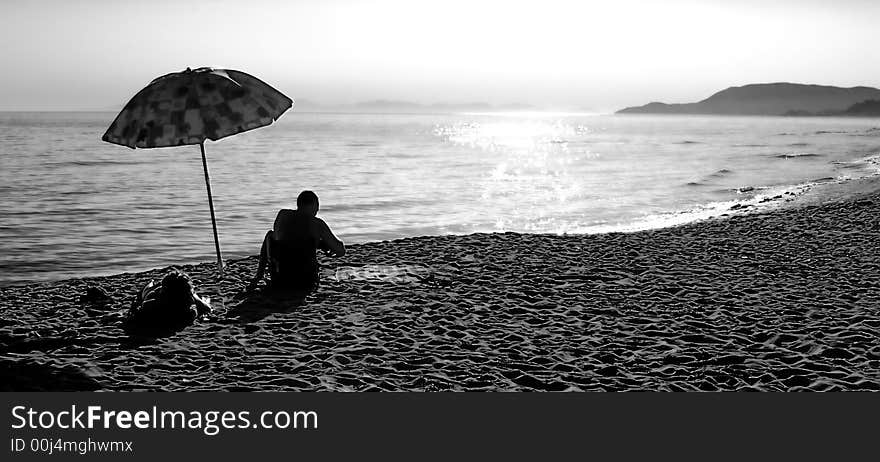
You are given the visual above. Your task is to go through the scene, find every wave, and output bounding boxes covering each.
[618,173,864,234]
[58,190,96,196]
[774,153,821,159]
[832,161,864,170]
[580,185,806,234]
[848,127,880,137]
[45,159,150,167]
[835,153,880,175]
[322,198,436,213]
[685,168,735,187]
[778,130,851,136]
[674,140,701,145]
[659,155,880,232]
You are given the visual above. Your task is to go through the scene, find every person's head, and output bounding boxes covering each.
[297,190,319,216]
[160,269,193,304]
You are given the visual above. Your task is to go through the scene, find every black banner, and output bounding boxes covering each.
[1,393,876,460]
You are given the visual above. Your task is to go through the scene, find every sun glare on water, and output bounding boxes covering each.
[435,116,601,234]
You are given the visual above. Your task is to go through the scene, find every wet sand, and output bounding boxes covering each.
[1,189,879,391]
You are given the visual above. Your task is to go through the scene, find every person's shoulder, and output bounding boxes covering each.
[310,216,329,228]
[275,208,296,220]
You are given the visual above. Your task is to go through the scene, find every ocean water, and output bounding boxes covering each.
[1,111,879,285]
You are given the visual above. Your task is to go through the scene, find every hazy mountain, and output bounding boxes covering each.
[353,100,423,110]
[429,102,492,111]
[616,83,880,116]
[292,99,538,113]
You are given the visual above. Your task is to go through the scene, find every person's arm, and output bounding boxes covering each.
[130,280,155,312]
[191,290,212,316]
[134,282,162,317]
[315,218,345,257]
[247,230,274,292]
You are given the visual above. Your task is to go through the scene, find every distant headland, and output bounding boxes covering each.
[617,83,880,117]
[294,99,537,113]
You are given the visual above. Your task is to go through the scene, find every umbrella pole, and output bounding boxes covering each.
[199,142,224,275]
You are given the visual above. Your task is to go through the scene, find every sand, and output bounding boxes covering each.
[1,189,879,391]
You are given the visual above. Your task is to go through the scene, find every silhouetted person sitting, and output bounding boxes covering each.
[247,190,345,292]
[128,269,212,327]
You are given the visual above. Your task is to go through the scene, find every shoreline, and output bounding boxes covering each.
[2,179,880,390]
[4,171,880,289]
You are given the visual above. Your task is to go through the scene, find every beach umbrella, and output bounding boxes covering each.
[102,67,293,274]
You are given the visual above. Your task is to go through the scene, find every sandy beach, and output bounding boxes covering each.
[1,184,879,391]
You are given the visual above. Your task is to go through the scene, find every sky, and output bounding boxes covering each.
[1,0,879,111]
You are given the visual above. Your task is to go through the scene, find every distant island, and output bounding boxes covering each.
[617,83,880,116]
[295,99,537,113]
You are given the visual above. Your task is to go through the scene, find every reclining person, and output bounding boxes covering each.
[129,269,212,327]
[247,190,345,292]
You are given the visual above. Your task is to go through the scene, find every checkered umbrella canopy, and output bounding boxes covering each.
[101,67,293,275]
[103,67,292,148]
